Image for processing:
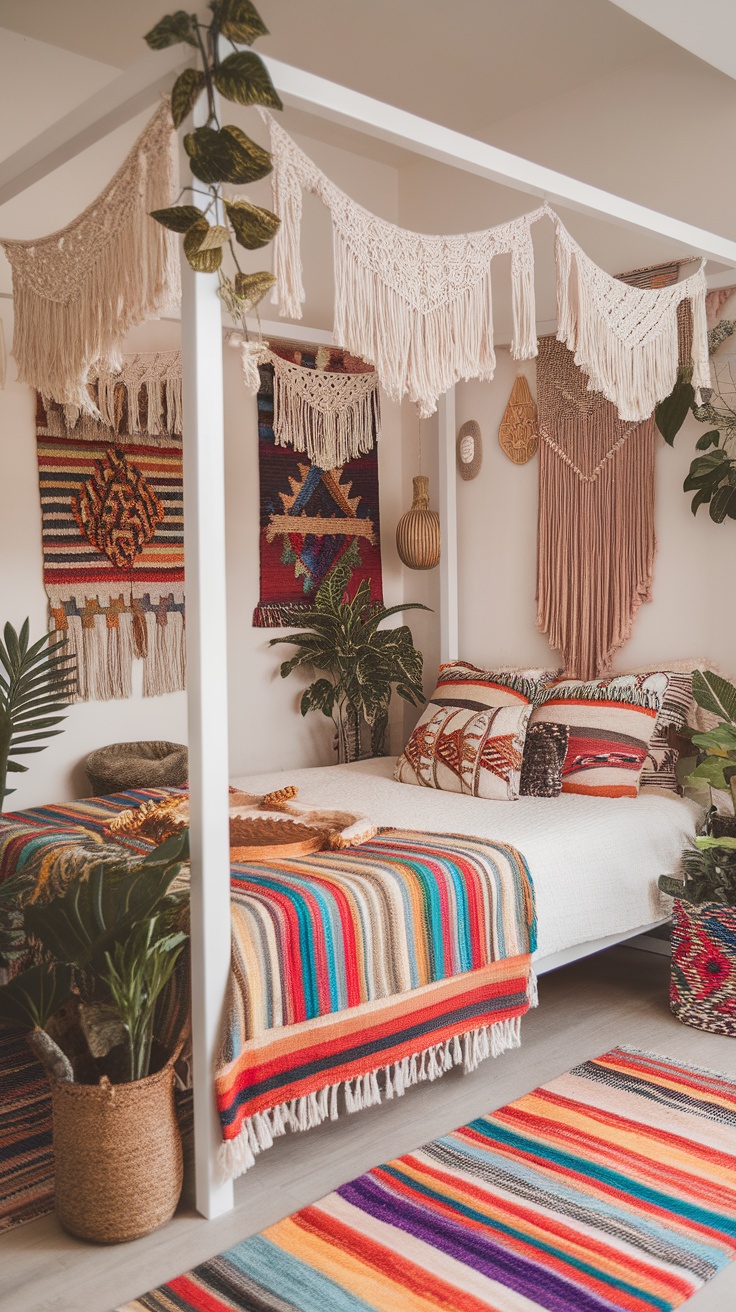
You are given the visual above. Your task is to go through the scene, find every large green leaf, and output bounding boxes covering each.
[695,430,721,451]
[682,450,729,491]
[0,621,76,808]
[144,11,198,49]
[150,205,204,233]
[686,757,731,790]
[214,0,269,44]
[233,269,276,307]
[0,963,73,1030]
[692,670,736,724]
[225,199,280,250]
[300,679,337,718]
[171,68,205,127]
[183,124,272,185]
[183,219,223,272]
[690,724,736,757]
[655,374,695,445]
[213,51,282,109]
[710,483,736,523]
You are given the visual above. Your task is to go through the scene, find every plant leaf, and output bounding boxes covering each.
[171,67,205,127]
[215,0,269,44]
[220,125,272,182]
[300,678,336,718]
[183,219,223,272]
[692,670,736,723]
[691,485,713,516]
[184,124,272,184]
[144,11,198,49]
[0,963,73,1030]
[233,270,275,307]
[695,429,721,450]
[197,223,230,250]
[150,204,204,233]
[225,199,280,250]
[213,51,283,109]
[710,483,736,523]
[655,374,695,445]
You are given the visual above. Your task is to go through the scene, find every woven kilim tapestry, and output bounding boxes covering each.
[36,396,185,700]
[253,343,383,627]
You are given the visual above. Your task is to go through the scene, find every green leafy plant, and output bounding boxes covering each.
[145,0,281,331]
[655,320,736,522]
[270,558,429,763]
[659,836,736,907]
[0,832,189,1084]
[0,620,76,814]
[685,670,736,797]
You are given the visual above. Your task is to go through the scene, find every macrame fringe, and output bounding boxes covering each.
[2,101,180,414]
[52,605,186,701]
[554,218,711,423]
[271,348,380,465]
[218,1013,525,1181]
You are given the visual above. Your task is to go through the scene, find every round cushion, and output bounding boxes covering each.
[85,741,188,796]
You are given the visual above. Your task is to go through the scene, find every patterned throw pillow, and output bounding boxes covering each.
[519,722,569,797]
[530,674,669,798]
[395,662,535,801]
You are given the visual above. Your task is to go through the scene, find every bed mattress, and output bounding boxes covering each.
[232,757,702,961]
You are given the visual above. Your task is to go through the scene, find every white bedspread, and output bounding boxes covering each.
[231,758,701,962]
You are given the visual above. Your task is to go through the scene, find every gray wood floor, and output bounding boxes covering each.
[2,945,735,1312]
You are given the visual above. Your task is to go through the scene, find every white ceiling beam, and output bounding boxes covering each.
[262,55,736,269]
[0,46,190,206]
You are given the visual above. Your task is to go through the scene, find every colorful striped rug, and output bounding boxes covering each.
[121,1047,736,1312]
[0,1030,54,1233]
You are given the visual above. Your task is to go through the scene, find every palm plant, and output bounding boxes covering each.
[0,619,76,814]
[270,559,428,763]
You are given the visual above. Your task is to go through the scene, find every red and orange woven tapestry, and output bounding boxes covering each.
[253,342,383,627]
[36,395,185,700]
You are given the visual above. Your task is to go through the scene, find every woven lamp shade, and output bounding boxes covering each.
[396,475,440,570]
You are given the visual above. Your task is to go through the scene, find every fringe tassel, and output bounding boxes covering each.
[218,1014,524,1182]
[554,218,711,422]
[1,101,180,414]
[50,601,185,701]
[271,350,380,466]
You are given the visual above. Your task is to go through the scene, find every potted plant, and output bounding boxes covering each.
[270,558,429,763]
[659,833,736,1037]
[681,669,736,811]
[1,619,76,814]
[0,831,189,1242]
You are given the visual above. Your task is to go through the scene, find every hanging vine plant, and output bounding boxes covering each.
[655,320,736,523]
[145,1,281,331]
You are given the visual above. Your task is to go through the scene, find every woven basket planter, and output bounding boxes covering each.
[51,1057,183,1243]
[85,740,188,796]
[670,898,736,1037]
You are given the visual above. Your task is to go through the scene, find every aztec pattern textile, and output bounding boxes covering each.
[121,1045,736,1312]
[395,663,536,801]
[0,101,179,414]
[261,110,542,418]
[670,899,736,1037]
[254,343,383,627]
[636,669,695,794]
[531,673,668,798]
[36,397,185,700]
[519,722,569,798]
[536,334,657,680]
[0,793,537,1183]
[0,1030,53,1234]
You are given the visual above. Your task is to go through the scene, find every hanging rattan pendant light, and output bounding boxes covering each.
[396,474,441,570]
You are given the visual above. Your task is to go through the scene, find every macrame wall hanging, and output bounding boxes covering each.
[36,383,185,702]
[498,374,538,464]
[0,100,180,415]
[42,351,183,444]
[260,112,711,424]
[253,342,383,627]
[536,334,656,681]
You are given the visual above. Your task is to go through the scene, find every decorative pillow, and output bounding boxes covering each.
[530,674,669,798]
[519,722,569,797]
[395,662,534,800]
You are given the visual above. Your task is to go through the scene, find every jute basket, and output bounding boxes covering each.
[670,898,736,1038]
[51,1056,183,1243]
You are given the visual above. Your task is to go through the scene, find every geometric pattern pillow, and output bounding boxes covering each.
[620,666,696,793]
[519,721,569,797]
[394,663,534,801]
[530,673,669,798]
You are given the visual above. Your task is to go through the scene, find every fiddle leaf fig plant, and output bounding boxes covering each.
[145,0,281,332]
[0,620,77,814]
[270,557,429,763]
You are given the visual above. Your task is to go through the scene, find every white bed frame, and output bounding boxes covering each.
[1,39,731,1221]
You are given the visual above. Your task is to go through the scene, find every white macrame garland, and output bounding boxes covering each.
[261,112,711,423]
[1,100,180,415]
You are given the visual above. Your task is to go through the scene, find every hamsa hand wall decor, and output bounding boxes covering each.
[498,373,539,464]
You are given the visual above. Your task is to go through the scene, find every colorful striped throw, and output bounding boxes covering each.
[0,795,537,1182]
[0,1031,53,1233]
[122,1047,736,1312]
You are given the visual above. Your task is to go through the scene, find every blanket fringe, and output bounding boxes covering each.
[218,1014,524,1181]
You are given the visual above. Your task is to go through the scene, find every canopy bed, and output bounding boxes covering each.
[1,42,736,1227]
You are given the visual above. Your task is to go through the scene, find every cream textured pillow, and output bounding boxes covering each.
[395,662,535,801]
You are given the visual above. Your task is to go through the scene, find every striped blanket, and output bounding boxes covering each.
[0,791,537,1179]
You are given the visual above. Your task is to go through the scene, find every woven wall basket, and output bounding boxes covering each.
[670,898,736,1037]
[396,475,440,570]
[51,1057,183,1243]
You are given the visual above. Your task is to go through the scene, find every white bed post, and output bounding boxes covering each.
[180,106,234,1217]
[438,387,459,664]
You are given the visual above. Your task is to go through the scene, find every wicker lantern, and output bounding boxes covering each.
[396,475,440,570]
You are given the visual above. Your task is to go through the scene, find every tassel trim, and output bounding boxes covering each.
[47,590,185,701]
[270,349,381,466]
[218,1013,525,1181]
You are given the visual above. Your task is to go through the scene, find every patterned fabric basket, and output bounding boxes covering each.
[670,898,736,1037]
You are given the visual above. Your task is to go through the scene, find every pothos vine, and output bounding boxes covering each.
[145,1,281,338]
